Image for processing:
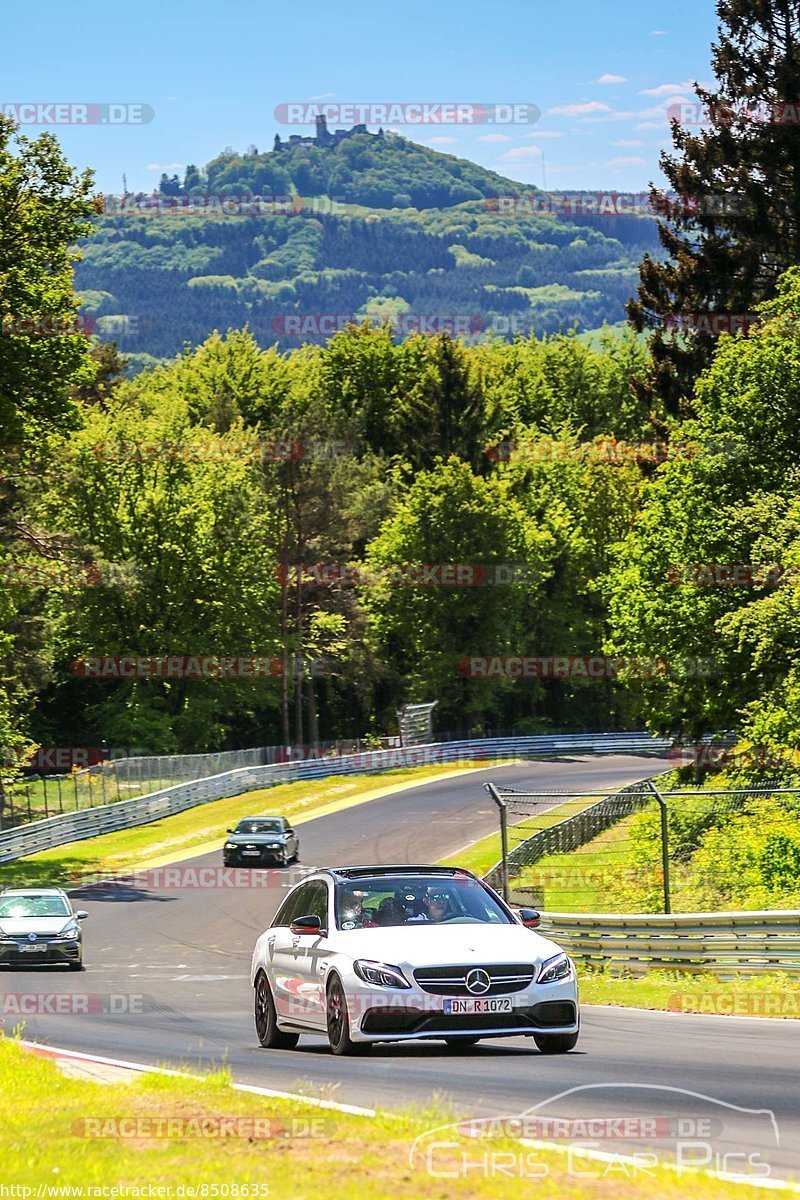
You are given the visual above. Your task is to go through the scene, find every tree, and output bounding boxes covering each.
[0,116,97,448]
[392,332,489,470]
[628,0,800,413]
[361,458,555,727]
[609,267,800,738]
[0,116,97,762]
[34,391,282,752]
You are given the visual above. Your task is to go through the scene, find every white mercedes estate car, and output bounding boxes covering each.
[250,865,579,1055]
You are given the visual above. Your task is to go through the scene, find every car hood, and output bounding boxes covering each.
[0,917,77,937]
[327,923,563,967]
[227,833,286,844]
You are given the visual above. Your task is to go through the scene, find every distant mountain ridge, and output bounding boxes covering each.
[76,125,661,366]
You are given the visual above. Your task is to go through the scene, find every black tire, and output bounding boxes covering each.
[444,1037,481,1049]
[533,1031,579,1054]
[254,972,299,1049]
[326,974,370,1056]
[68,960,83,972]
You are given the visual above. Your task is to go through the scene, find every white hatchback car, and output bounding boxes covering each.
[250,865,579,1055]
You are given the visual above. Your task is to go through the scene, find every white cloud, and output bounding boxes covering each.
[425,135,457,145]
[613,138,645,147]
[604,155,647,168]
[639,81,694,98]
[635,121,664,131]
[651,29,667,35]
[523,129,565,139]
[146,162,185,171]
[477,132,511,143]
[500,146,543,160]
[597,73,628,85]
[549,100,613,117]
[308,92,335,101]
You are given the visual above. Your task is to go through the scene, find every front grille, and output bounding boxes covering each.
[360,1000,577,1036]
[414,963,535,996]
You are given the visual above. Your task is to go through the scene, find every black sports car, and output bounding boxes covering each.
[223,815,299,867]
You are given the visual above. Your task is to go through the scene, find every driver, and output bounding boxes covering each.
[408,888,452,923]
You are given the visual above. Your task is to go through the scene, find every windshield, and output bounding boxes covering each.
[0,895,71,919]
[334,874,512,929]
[234,820,282,834]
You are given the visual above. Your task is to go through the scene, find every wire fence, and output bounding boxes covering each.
[3,725,666,831]
[484,778,800,915]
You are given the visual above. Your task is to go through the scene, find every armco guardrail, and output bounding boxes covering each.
[484,780,655,891]
[537,910,800,975]
[0,732,671,864]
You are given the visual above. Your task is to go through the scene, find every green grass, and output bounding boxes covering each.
[1,1036,790,1196]
[438,794,614,879]
[508,803,664,913]
[581,968,800,1018]
[6,771,187,824]
[0,764,474,888]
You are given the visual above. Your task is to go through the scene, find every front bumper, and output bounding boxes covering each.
[344,974,579,1043]
[0,939,81,967]
[224,846,287,865]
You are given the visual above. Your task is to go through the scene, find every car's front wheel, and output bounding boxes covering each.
[326,974,370,1056]
[254,972,299,1049]
[533,1031,579,1054]
[68,959,83,972]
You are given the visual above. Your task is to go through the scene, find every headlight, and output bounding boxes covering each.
[224,843,237,850]
[57,924,80,940]
[353,960,411,989]
[536,953,572,984]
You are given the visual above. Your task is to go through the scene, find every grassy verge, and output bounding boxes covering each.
[6,774,185,824]
[508,803,663,913]
[2,1036,790,1197]
[0,764,476,889]
[438,794,601,878]
[580,968,800,1018]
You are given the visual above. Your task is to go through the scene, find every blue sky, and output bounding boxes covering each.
[2,0,719,194]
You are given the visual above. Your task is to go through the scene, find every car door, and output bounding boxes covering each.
[291,879,332,1027]
[268,882,316,1023]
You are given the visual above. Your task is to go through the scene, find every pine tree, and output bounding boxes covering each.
[628,1,800,414]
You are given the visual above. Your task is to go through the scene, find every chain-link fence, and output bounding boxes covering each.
[484,778,800,915]
[1,738,409,830]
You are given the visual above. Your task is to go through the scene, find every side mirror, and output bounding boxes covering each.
[226,828,233,833]
[75,911,89,920]
[518,908,541,929]
[291,914,326,936]
[285,828,294,836]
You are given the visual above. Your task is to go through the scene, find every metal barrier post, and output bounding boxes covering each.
[648,779,671,914]
[485,783,509,902]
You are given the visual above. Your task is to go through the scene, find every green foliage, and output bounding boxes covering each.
[0,117,98,763]
[73,136,661,361]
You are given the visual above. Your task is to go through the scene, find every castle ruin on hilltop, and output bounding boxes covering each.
[273,114,384,151]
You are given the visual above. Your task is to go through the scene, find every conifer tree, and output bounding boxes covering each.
[628,1,800,413]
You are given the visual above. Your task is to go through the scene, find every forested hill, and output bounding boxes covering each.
[75,129,661,366]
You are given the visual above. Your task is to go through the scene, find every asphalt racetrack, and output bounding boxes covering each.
[3,754,798,1182]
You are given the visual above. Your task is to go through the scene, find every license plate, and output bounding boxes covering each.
[241,850,261,856]
[443,996,513,1015]
[19,944,48,953]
